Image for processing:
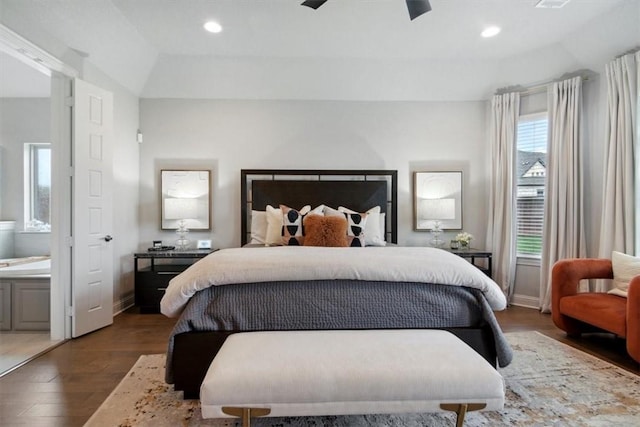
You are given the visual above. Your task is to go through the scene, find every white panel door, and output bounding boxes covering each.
[72,78,114,337]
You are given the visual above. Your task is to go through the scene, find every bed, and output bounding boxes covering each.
[162,169,512,399]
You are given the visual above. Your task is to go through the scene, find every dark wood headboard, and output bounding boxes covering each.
[241,169,398,245]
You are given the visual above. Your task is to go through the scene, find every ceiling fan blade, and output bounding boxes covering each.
[406,0,432,20]
[301,0,329,10]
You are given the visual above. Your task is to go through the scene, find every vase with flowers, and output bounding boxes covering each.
[455,231,473,249]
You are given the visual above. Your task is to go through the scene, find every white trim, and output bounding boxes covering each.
[510,294,540,309]
[0,221,15,231]
[114,294,135,316]
[49,73,73,341]
[0,24,78,77]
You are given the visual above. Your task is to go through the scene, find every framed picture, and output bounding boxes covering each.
[161,170,211,230]
[413,171,462,231]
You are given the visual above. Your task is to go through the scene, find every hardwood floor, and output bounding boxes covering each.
[0,333,63,376]
[0,305,637,426]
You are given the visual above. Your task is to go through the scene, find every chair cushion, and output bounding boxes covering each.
[559,293,627,337]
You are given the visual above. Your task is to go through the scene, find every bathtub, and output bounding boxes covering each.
[0,256,50,331]
[0,256,50,278]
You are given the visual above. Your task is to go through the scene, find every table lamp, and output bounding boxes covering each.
[164,197,199,250]
[420,198,455,247]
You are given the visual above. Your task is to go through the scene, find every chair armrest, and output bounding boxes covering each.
[627,276,640,363]
[551,259,613,333]
[552,258,613,298]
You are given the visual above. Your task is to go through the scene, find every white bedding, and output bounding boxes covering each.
[160,246,507,318]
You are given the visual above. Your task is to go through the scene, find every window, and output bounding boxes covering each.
[516,113,547,258]
[24,143,51,231]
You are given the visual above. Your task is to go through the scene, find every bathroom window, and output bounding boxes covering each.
[24,143,51,231]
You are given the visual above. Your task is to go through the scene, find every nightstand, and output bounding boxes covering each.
[446,248,492,279]
[134,249,216,313]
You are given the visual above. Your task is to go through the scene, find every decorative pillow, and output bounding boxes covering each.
[281,205,306,246]
[323,206,342,218]
[265,204,310,246]
[249,210,268,244]
[344,211,368,247]
[324,206,367,247]
[608,251,640,298]
[339,206,386,246]
[303,214,348,247]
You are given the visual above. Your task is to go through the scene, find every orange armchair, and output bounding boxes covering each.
[552,258,640,364]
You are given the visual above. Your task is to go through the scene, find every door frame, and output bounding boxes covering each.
[0,24,78,340]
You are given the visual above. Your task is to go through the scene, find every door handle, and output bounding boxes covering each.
[103,235,113,242]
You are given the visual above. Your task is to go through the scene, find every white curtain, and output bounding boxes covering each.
[597,52,639,288]
[486,92,519,299]
[540,77,587,313]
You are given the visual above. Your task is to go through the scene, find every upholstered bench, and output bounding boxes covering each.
[200,329,505,426]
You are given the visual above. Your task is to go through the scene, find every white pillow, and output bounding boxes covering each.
[310,205,326,216]
[339,206,386,247]
[608,251,640,298]
[249,210,268,244]
[265,204,311,246]
[323,206,342,217]
[379,212,387,243]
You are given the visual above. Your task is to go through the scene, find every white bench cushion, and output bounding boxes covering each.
[201,329,504,419]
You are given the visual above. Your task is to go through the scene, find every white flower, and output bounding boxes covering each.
[455,232,473,244]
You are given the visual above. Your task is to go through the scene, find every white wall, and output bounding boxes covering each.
[139,99,489,249]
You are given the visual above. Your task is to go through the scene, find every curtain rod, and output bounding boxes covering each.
[496,74,591,97]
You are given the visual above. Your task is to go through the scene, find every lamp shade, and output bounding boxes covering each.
[420,198,456,220]
[164,197,199,220]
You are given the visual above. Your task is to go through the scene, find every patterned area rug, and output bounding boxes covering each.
[85,332,640,426]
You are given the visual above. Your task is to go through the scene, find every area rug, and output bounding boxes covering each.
[85,332,640,426]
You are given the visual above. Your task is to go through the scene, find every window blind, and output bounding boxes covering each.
[516,115,548,257]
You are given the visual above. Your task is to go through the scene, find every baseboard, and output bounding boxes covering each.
[114,293,135,315]
[510,294,540,309]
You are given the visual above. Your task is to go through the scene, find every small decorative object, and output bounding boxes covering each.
[450,239,460,250]
[197,239,212,249]
[455,231,473,249]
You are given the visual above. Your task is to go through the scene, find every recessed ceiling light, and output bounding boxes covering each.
[481,26,501,38]
[204,21,222,34]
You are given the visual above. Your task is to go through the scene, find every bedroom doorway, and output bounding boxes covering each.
[0,49,62,376]
[0,24,115,375]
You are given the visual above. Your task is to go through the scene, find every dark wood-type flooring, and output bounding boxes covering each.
[0,305,638,426]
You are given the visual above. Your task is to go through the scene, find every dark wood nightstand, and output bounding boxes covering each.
[134,249,216,313]
[445,248,492,278]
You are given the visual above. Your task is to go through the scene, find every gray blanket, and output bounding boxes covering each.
[165,280,513,383]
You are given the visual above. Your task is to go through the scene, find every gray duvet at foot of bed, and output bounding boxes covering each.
[165,280,513,383]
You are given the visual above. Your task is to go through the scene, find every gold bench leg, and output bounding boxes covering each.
[440,403,487,427]
[222,406,271,427]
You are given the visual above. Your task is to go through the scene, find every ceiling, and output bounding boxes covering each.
[0,0,638,100]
